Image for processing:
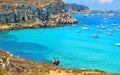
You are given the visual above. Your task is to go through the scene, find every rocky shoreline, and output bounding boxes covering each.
[0,0,78,31]
[0,49,119,75]
[0,12,78,31]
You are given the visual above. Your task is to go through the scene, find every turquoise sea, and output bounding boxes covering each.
[0,14,120,73]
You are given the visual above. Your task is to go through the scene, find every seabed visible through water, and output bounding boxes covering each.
[0,14,120,73]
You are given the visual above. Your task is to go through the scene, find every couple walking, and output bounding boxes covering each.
[52,57,60,66]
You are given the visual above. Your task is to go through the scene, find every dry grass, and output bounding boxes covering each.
[0,49,119,75]
[0,0,64,8]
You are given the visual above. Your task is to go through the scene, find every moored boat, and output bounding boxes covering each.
[107,32,112,36]
[108,13,115,16]
[76,30,81,33]
[92,34,100,38]
[116,43,120,46]
[115,26,120,31]
[82,25,88,30]
[96,25,106,29]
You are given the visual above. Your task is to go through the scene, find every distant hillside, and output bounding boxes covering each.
[63,3,89,12]
[88,10,120,14]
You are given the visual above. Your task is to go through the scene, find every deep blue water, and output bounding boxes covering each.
[0,14,120,73]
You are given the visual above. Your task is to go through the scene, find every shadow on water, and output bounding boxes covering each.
[0,31,18,41]
[0,31,51,62]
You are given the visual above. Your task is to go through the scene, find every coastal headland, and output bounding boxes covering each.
[0,0,78,31]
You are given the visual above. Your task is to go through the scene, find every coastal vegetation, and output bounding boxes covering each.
[0,49,119,75]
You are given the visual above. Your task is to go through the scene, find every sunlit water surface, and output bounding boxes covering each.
[0,14,120,73]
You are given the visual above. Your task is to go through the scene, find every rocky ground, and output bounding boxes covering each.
[0,12,78,31]
[0,49,119,75]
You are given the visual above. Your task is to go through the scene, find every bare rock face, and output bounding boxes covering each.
[48,12,78,26]
[0,0,78,31]
[0,0,64,22]
[0,4,61,22]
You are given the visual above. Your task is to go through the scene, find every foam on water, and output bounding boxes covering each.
[0,14,120,73]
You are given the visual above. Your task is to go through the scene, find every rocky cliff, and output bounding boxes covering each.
[0,0,78,30]
[0,0,64,22]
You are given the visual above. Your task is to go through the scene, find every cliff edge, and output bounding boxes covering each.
[0,0,78,30]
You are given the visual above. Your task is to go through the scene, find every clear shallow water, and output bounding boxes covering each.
[0,14,120,73]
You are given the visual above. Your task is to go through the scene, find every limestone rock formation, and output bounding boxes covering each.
[0,0,78,30]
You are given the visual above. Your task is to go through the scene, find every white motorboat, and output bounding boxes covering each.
[82,25,88,30]
[116,43,120,46]
[108,13,115,16]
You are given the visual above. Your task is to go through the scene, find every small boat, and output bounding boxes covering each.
[92,34,100,38]
[96,29,103,32]
[107,32,112,36]
[115,26,120,31]
[76,30,81,33]
[116,43,120,46]
[96,25,106,29]
[82,25,88,30]
[108,13,115,16]
[107,29,112,36]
